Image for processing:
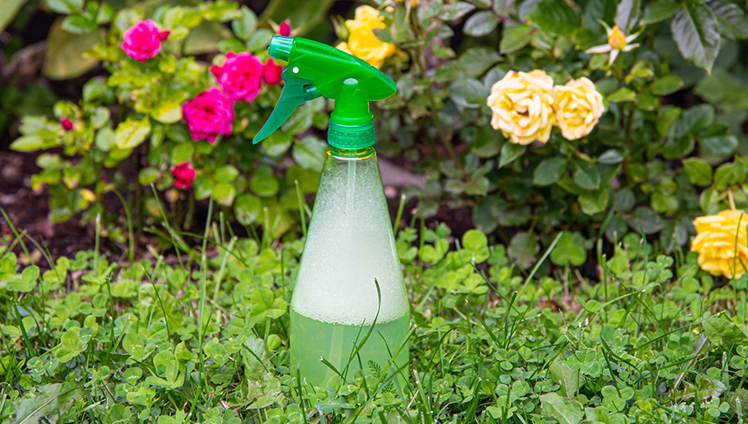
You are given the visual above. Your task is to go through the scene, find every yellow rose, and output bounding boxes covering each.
[554,77,604,141]
[336,5,397,69]
[691,209,748,278]
[487,70,557,145]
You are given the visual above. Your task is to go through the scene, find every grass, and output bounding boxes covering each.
[0,207,747,423]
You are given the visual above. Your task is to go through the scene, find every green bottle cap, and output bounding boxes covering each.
[253,36,397,150]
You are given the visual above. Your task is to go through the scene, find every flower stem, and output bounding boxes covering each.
[728,189,736,210]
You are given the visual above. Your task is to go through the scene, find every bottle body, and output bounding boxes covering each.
[289,147,410,387]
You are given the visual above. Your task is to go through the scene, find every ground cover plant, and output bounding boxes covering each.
[2,206,748,423]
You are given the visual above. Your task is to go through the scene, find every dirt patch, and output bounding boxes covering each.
[0,151,96,259]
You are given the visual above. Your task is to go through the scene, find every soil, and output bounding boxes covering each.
[0,151,94,259]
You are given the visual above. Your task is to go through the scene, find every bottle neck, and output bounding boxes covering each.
[329,146,375,160]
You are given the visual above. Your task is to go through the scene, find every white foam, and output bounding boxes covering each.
[291,154,409,325]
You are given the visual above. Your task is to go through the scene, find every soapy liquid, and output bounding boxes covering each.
[290,309,410,388]
[290,150,410,387]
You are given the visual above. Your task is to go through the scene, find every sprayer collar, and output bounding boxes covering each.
[327,117,375,150]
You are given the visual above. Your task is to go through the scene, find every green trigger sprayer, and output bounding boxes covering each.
[254,36,410,388]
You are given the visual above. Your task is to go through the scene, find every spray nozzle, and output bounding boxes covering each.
[253,36,397,150]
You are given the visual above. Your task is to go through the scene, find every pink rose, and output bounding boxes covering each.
[61,118,73,131]
[122,20,170,62]
[182,87,234,143]
[279,20,292,37]
[210,52,264,102]
[171,163,196,190]
[263,58,283,85]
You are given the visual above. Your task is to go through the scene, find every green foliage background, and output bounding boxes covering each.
[4,0,748,271]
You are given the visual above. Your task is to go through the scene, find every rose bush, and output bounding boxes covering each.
[9,0,748,273]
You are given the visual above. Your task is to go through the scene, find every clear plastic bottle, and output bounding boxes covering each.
[289,146,410,387]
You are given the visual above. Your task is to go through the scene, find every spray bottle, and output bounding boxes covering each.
[253,36,410,388]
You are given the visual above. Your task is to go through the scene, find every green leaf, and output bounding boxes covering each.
[608,88,636,103]
[641,0,681,25]
[235,194,262,225]
[579,189,609,215]
[533,157,567,186]
[261,130,293,157]
[671,104,714,138]
[462,229,490,263]
[463,229,487,251]
[469,125,502,158]
[598,149,624,164]
[10,134,58,151]
[508,231,538,270]
[550,360,581,398]
[540,392,584,424]
[709,0,748,40]
[249,287,287,323]
[115,117,151,150]
[573,161,600,190]
[193,175,213,200]
[551,232,587,266]
[170,143,194,164]
[627,206,664,234]
[527,0,580,37]
[464,10,500,37]
[713,163,736,190]
[250,174,280,197]
[138,167,159,186]
[683,157,713,186]
[703,316,748,346]
[246,28,273,52]
[152,101,182,124]
[7,266,38,292]
[615,0,641,31]
[43,18,100,80]
[218,38,246,53]
[442,2,476,21]
[45,0,83,14]
[212,183,237,206]
[499,142,526,168]
[584,0,617,35]
[700,135,738,161]
[450,78,489,108]
[457,47,501,78]
[671,3,721,73]
[650,75,684,95]
[282,101,315,135]
[0,0,28,34]
[232,5,257,40]
[500,24,535,53]
[61,14,97,34]
[12,382,83,424]
[213,165,239,183]
[292,136,327,172]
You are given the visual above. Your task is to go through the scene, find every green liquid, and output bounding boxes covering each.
[289,309,410,388]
